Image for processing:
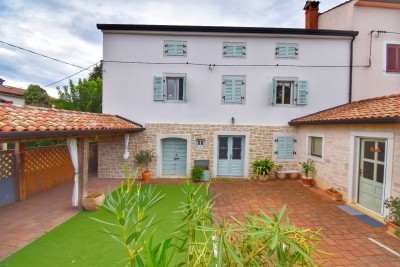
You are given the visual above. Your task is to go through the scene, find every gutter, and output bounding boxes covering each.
[289,117,400,126]
[349,35,356,103]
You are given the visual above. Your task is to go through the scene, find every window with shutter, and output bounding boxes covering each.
[153,76,164,101]
[222,76,245,104]
[223,42,246,58]
[154,74,187,102]
[271,78,308,106]
[164,41,187,56]
[386,44,400,73]
[275,136,296,160]
[275,43,299,59]
[297,80,308,105]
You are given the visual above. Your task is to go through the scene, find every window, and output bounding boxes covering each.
[223,42,246,58]
[153,74,186,101]
[275,43,298,59]
[271,78,308,105]
[197,139,205,149]
[164,41,187,56]
[274,135,296,160]
[306,134,325,161]
[222,76,245,104]
[386,44,400,73]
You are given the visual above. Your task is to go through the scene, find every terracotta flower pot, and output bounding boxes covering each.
[301,178,313,187]
[82,192,105,211]
[259,175,268,182]
[386,221,400,239]
[276,173,286,180]
[325,189,342,201]
[142,171,152,182]
[289,173,299,180]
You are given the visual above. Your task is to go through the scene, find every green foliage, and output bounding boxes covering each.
[88,62,103,81]
[24,84,51,107]
[299,159,315,178]
[191,167,204,182]
[54,78,102,113]
[384,196,400,226]
[327,187,340,194]
[252,158,275,176]
[134,149,154,171]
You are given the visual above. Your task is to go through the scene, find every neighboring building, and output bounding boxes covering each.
[316,0,400,101]
[290,93,400,219]
[97,23,358,179]
[0,79,25,105]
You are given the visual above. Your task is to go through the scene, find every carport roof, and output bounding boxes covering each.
[0,103,144,141]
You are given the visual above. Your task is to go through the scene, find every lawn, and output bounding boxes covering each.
[0,184,204,266]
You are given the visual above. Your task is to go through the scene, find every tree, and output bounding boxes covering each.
[24,84,51,107]
[54,78,102,113]
[88,62,102,81]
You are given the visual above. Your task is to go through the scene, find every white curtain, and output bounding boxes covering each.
[123,134,130,160]
[67,138,79,207]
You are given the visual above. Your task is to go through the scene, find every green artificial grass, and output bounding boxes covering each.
[1,184,205,267]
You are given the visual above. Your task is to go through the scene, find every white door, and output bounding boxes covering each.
[358,139,386,214]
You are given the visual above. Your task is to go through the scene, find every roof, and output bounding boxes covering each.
[289,94,400,125]
[0,84,25,98]
[0,103,144,141]
[320,0,400,15]
[97,24,358,38]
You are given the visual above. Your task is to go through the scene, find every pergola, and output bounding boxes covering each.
[0,103,144,208]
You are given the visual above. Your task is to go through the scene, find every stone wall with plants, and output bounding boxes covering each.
[98,123,298,179]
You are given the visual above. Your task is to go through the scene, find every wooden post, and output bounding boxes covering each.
[77,137,89,209]
[15,142,26,200]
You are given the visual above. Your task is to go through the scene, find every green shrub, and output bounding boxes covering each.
[252,158,275,176]
[191,166,204,182]
[384,196,400,226]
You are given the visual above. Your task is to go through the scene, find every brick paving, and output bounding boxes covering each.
[1,177,400,266]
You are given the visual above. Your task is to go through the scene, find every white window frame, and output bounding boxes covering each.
[273,77,298,106]
[197,139,205,149]
[222,42,246,58]
[306,133,325,163]
[163,73,186,102]
[275,43,299,60]
[221,75,246,104]
[272,133,297,162]
[383,41,400,75]
[163,40,187,57]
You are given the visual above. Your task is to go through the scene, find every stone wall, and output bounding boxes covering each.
[295,124,400,200]
[98,123,298,179]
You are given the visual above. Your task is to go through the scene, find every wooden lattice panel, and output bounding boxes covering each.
[89,142,98,159]
[24,145,74,197]
[0,151,15,180]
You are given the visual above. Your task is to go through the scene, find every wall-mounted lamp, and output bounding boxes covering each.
[231,117,235,125]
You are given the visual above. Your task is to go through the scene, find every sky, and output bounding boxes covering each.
[0,0,346,97]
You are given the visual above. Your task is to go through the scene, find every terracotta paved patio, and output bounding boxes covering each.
[1,177,399,266]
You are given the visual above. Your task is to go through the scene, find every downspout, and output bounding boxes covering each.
[349,35,355,103]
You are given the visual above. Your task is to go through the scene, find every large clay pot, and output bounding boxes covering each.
[301,178,313,187]
[142,171,152,182]
[82,193,105,211]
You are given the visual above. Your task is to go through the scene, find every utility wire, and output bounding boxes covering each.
[43,61,101,88]
[0,40,86,69]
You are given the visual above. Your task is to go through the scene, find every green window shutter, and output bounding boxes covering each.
[275,137,287,159]
[233,79,244,103]
[164,42,186,56]
[297,80,308,105]
[234,45,246,57]
[285,137,296,159]
[223,43,246,57]
[224,45,234,57]
[164,43,174,56]
[287,47,298,58]
[271,78,277,104]
[223,78,233,103]
[182,75,187,101]
[276,44,298,59]
[275,45,288,58]
[153,76,164,101]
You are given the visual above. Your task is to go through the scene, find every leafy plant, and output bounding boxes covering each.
[299,159,315,178]
[327,187,340,194]
[191,167,204,182]
[252,158,275,176]
[134,149,154,172]
[384,196,400,226]
[24,84,51,107]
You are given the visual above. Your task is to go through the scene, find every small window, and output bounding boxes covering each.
[223,42,246,58]
[386,44,400,73]
[307,134,325,161]
[275,43,298,59]
[197,139,205,149]
[164,41,187,56]
[310,137,323,157]
[271,78,308,106]
[222,76,245,104]
[153,74,186,101]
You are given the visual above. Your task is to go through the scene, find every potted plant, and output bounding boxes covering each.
[325,187,342,201]
[134,149,154,182]
[299,159,315,187]
[276,164,283,172]
[82,192,105,211]
[252,158,275,182]
[191,166,204,182]
[384,196,400,239]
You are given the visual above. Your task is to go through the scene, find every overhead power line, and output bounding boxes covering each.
[0,40,86,69]
[43,61,101,88]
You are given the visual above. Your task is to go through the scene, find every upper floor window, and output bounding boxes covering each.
[223,42,246,58]
[275,43,299,59]
[164,41,187,56]
[386,44,400,73]
[271,78,308,106]
[153,74,186,102]
[222,76,246,104]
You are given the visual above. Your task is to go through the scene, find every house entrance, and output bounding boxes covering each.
[161,138,187,176]
[217,136,244,177]
[358,139,386,214]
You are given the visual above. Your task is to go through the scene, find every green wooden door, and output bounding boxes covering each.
[217,136,244,177]
[162,138,187,176]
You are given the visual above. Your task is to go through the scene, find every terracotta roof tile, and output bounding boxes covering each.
[0,104,143,136]
[0,85,25,97]
[290,94,400,125]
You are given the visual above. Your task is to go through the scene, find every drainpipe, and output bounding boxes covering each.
[349,36,355,103]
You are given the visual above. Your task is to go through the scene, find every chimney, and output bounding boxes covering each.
[0,78,4,85]
[304,1,320,29]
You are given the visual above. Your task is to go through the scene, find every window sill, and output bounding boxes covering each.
[306,154,324,163]
[159,100,187,103]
